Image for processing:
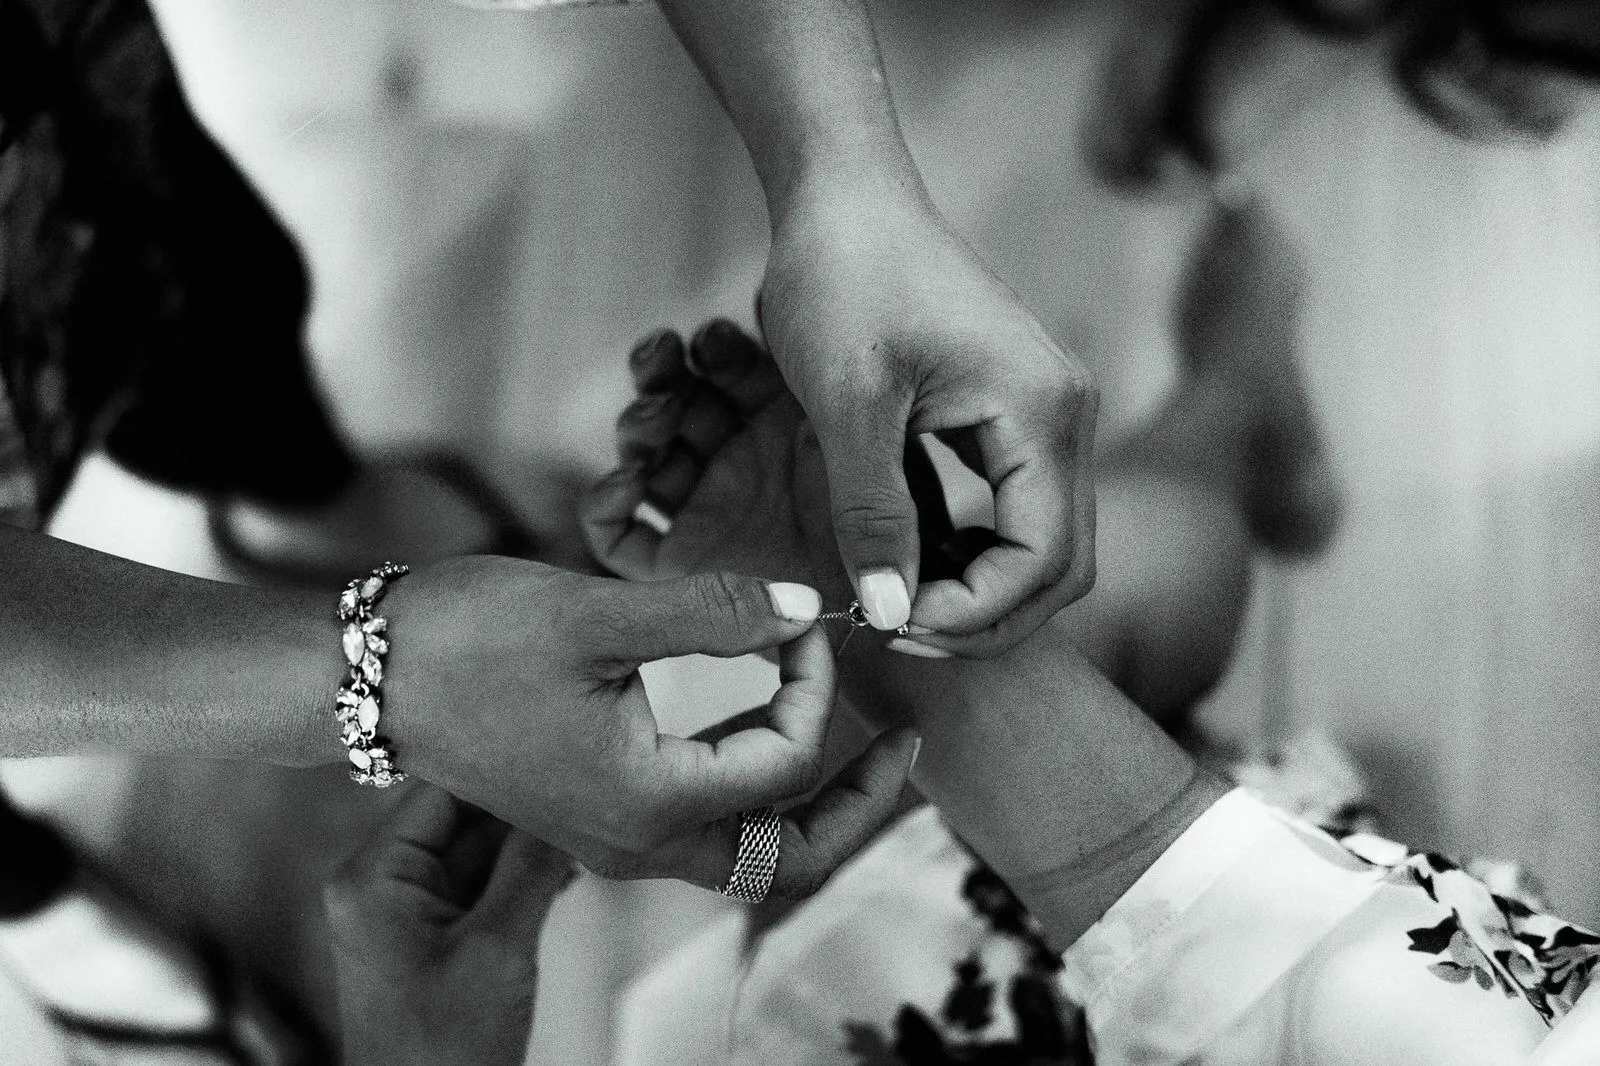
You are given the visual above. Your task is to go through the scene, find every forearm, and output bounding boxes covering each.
[840,619,1228,946]
[655,0,925,214]
[0,524,333,767]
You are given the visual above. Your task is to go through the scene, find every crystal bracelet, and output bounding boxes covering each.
[334,562,409,788]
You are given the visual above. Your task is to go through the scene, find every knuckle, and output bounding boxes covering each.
[691,572,757,644]
[792,748,827,794]
[833,494,917,547]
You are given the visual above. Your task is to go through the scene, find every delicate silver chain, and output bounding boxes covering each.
[334,563,409,788]
[723,806,781,903]
[818,601,872,627]
[819,600,910,637]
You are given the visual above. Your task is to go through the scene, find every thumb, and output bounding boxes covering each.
[818,412,919,631]
[585,571,824,665]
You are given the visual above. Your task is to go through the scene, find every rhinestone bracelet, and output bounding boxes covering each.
[334,563,409,788]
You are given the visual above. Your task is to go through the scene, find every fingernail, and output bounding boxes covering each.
[858,569,911,631]
[887,637,953,659]
[904,624,936,637]
[632,500,674,536]
[767,582,821,624]
[909,735,923,772]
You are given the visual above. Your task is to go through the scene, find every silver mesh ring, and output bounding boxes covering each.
[722,807,781,904]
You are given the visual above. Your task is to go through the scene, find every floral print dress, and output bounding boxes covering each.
[617,791,1599,1065]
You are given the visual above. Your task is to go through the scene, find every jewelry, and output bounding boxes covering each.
[334,563,409,788]
[631,499,674,536]
[819,600,911,637]
[722,806,781,903]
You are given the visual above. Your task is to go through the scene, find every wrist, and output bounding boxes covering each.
[766,148,932,238]
[1009,768,1231,949]
[219,584,341,770]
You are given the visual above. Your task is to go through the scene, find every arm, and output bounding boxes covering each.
[584,331,1594,1062]
[0,524,910,898]
[653,0,921,213]
[654,2,1099,654]
[837,615,1229,947]
[843,629,1599,1064]
[0,524,328,765]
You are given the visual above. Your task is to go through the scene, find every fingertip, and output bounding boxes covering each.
[766,581,821,624]
[778,616,834,665]
[687,318,759,378]
[856,567,912,631]
[615,392,681,467]
[867,726,921,782]
[629,329,690,393]
[905,576,988,637]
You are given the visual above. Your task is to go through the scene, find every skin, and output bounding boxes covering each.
[582,200,1329,947]
[0,525,913,896]
[0,0,1113,917]
[325,786,571,1066]
[655,0,1100,649]
[584,332,1225,949]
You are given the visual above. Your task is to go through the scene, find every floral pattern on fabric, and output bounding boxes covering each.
[845,861,1091,1066]
[1389,851,1600,1025]
[844,756,1599,1066]
[1235,738,1599,1027]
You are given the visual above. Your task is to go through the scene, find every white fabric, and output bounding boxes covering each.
[1064,789,1558,1064]
[618,791,1596,1065]
[617,806,1004,1066]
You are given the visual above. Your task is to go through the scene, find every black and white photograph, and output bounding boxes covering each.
[2,0,1599,1062]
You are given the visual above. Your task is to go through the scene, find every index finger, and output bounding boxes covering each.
[908,398,1098,656]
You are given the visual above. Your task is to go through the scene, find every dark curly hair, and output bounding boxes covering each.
[1161,0,1600,172]
[0,0,351,515]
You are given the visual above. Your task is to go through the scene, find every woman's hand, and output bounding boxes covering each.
[760,183,1099,656]
[584,322,840,600]
[379,559,916,899]
[325,786,570,1066]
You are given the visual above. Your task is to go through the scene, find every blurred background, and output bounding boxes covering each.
[3,0,1600,1062]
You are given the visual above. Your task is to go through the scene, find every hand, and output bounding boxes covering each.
[582,323,961,647]
[381,558,917,898]
[325,786,570,1066]
[583,324,843,600]
[760,183,1099,656]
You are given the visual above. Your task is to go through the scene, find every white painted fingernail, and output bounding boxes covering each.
[767,582,821,624]
[858,569,911,631]
[887,637,953,659]
[904,624,936,637]
[632,500,674,536]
